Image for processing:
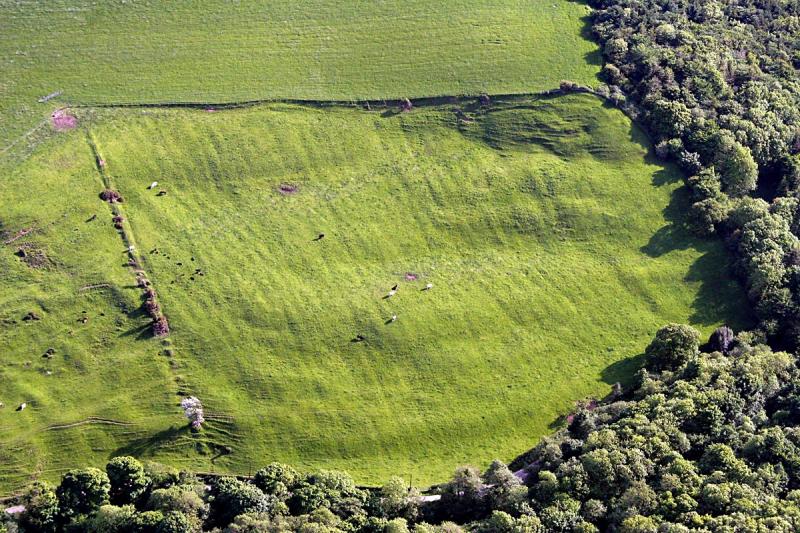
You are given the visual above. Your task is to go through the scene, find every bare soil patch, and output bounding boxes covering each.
[14,243,49,268]
[278,183,299,195]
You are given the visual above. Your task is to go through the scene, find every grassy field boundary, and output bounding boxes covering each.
[2,85,617,159]
[56,86,588,112]
[86,131,181,387]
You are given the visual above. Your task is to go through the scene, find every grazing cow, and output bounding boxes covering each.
[16,402,26,412]
[423,283,433,291]
[148,181,158,190]
[314,233,325,241]
[386,284,398,298]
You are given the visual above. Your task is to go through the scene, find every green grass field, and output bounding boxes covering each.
[0,129,177,491]
[0,94,750,492]
[0,0,600,151]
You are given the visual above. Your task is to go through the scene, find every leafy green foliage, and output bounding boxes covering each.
[18,481,59,533]
[56,468,111,523]
[146,484,207,531]
[107,456,151,506]
[208,478,273,528]
[373,477,420,522]
[253,463,298,497]
[644,324,700,371]
[84,505,136,533]
[713,132,758,197]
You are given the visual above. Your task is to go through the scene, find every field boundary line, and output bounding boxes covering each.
[85,130,183,378]
[0,118,50,156]
[60,85,615,113]
[65,90,558,110]
[2,85,639,164]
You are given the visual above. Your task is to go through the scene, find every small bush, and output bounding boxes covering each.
[144,298,161,318]
[152,315,170,337]
[645,324,700,371]
[100,189,124,203]
[559,80,579,92]
[708,326,735,354]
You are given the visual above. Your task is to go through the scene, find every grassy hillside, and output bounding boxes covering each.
[0,131,177,492]
[0,94,750,492]
[0,0,599,150]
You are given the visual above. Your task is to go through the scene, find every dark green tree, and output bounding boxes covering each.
[253,462,298,495]
[645,324,700,371]
[107,456,151,505]
[209,477,272,528]
[56,468,111,522]
[155,511,192,533]
[17,481,59,533]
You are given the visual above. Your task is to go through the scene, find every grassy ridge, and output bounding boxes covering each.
[40,94,744,486]
[0,0,599,150]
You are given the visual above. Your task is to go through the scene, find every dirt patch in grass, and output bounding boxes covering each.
[278,183,299,195]
[52,109,77,131]
[14,243,50,268]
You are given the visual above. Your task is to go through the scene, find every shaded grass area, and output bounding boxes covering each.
[0,0,600,149]
[46,93,749,487]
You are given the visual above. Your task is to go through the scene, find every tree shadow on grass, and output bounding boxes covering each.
[112,425,189,458]
[640,185,754,330]
[543,353,646,433]
[119,322,153,340]
[126,305,148,320]
[547,414,569,431]
[640,187,696,258]
[651,167,681,186]
[601,353,646,387]
[566,0,603,76]
[684,246,754,329]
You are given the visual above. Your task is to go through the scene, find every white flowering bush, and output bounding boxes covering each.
[180,396,205,430]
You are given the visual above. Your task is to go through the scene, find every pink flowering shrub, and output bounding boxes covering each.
[152,315,170,337]
[143,297,160,318]
[100,189,124,203]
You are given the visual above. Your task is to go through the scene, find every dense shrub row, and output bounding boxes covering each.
[6,327,800,531]
[7,458,428,532]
